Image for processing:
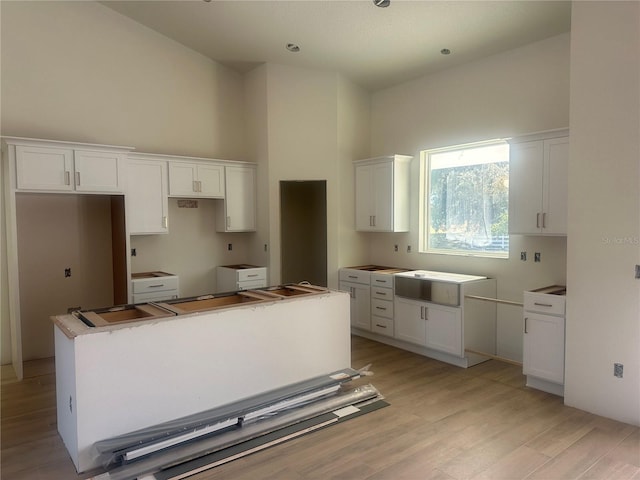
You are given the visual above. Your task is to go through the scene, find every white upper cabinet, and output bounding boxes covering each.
[127,155,169,235]
[168,162,225,198]
[215,165,256,232]
[354,155,412,232]
[14,142,127,193]
[509,130,569,235]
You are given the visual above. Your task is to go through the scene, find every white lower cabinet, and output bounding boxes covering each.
[523,288,566,395]
[131,273,179,304]
[523,312,565,384]
[424,304,462,357]
[216,265,267,292]
[339,281,371,330]
[394,296,426,345]
[394,296,463,356]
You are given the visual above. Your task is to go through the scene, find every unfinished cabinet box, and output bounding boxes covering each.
[131,272,179,303]
[216,265,267,292]
[53,289,350,472]
[354,155,411,232]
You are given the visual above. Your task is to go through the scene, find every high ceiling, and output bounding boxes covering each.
[103,0,572,91]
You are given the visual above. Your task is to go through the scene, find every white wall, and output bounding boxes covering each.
[262,64,339,287]
[0,1,246,159]
[367,34,571,362]
[565,1,640,426]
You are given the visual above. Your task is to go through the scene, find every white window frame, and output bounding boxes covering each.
[419,139,510,258]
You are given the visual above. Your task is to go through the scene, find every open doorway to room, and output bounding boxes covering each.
[280,181,327,287]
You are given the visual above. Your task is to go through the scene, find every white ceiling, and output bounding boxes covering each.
[103,0,571,91]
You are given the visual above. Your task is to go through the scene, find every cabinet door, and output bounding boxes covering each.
[168,163,198,196]
[218,166,256,232]
[127,160,168,235]
[372,161,393,230]
[425,304,463,356]
[339,281,371,330]
[542,137,569,235]
[394,296,426,346]
[74,150,124,193]
[197,164,225,198]
[523,312,565,384]
[16,145,74,191]
[355,164,375,231]
[509,140,544,234]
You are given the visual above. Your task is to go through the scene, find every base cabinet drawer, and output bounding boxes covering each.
[371,316,393,337]
[371,298,393,319]
[132,291,179,304]
[132,275,179,294]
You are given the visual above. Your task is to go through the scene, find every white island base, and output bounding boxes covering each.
[53,290,350,473]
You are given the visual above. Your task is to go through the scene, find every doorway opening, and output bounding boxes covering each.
[280,181,327,287]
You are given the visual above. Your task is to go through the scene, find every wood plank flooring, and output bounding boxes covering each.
[1,335,638,479]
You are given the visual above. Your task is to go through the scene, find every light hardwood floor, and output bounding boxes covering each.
[1,335,638,479]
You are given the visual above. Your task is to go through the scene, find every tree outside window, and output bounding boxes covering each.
[423,141,509,257]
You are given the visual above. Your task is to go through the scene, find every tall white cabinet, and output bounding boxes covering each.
[354,155,412,232]
[215,165,257,232]
[508,130,569,235]
[127,154,169,235]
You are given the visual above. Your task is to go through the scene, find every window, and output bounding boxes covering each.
[421,140,509,257]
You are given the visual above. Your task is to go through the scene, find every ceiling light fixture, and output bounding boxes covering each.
[286,43,300,53]
[441,48,451,55]
[373,0,390,7]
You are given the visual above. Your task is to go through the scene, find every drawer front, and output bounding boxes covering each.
[132,291,179,303]
[132,276,179,294]
[237,279,267,290]
[370,274,393,289]
[339,269,370,285]
[371,286,393,301]
[372,315,394,337]
[371,298,393,319]
[237,268,267,282]
[524,293,565,315]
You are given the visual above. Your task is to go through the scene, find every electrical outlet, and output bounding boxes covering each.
[407,245,412,253]
[64,268,71,278]
[264,244,268,252]
[534,252,541,262]
[614,363,623,378]
[394,245,398,252]
[520,251,527,261]
[131,248,137,257]
[228,243,233,251]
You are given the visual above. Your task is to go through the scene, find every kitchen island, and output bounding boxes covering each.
[52,286,350,473]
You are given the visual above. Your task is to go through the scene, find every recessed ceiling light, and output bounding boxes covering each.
[286,43,300,53]
[373,0,390,7]
[441,48,451,55]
